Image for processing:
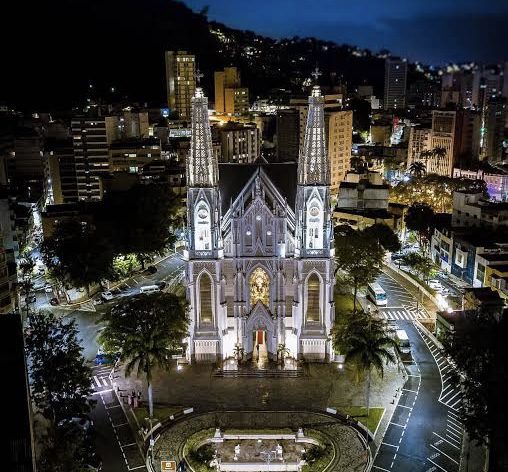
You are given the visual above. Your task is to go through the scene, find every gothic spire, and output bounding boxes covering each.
[188,87,218,187]
[297,85,329,185]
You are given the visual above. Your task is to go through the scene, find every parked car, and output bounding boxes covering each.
[156,281,167,289]
[429,280,443,290]
[49,297,59,306]
[101,291,114,301]
[25,295,37,304]
[146,265,157,274]
[44,284,53,293]
[33,282,45,291]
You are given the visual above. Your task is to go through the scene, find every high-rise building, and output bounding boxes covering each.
[105,110,149,144]
[328,110,353,195]
[213,122,260,163]
[165,51,196,120]
[44,138,78,205]
[276,109,300,162]
[71,116,110,201]
[214,67,249,115]
[407,126,432,170]
[481,97,507,162]
[427,110,458,176]
[384,58,407,110]
[0,236,16,314]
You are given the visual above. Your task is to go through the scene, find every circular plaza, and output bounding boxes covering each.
[149,410,370,472]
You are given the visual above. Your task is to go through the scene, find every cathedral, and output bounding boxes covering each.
[184,84,336,363]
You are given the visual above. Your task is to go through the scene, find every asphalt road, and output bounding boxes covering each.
[372,272,464,472]
[35,252,185,472]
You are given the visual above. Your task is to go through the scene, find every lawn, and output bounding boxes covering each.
[340,406,385,435]
[132,405,184,427]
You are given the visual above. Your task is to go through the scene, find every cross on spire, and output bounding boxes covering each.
[195,68,204,85]
[311,66,322,83]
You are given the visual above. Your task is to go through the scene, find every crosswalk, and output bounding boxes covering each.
[415,324,463,412]
[379,306,426,321]
[91,365,114,393]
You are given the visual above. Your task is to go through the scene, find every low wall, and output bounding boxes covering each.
[220,463,301,471]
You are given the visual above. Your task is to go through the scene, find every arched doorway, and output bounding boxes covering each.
[249,267,270,307]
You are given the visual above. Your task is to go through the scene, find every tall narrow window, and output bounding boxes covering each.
[194,201,211,251]
[199,273,213,325]
[306,273,320,323]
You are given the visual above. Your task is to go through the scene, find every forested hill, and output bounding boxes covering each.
[0,0,423,111]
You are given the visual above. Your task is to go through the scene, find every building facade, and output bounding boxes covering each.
[214,67,249,115]
[384,58,407,110]
[165,51,196,120]
[184,86,335,363]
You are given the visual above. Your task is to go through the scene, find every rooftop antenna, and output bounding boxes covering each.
[311,65,322,84]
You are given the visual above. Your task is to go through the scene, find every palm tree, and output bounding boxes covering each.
[344,317,398,415]
[408,161,426,178]
[432,146,447,160]
[99,292,188,419]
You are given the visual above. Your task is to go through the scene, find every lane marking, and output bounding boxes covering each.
[450,398,462,409]
[128,466,147,471]
[446,428,462,439]
[430,444,459,464]
[390,422,405,428]
[381,442,399,449]
[403,388,418,394]
[433,432,460,450]
[446,434,461,445]
[427,457,450,472]
[372,466,391,472]
[447,418,463,431]
[92,388,113,395]
[396,404,412,410]
[120,442,137,449]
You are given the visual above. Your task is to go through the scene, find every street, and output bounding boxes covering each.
[372,272,464,472]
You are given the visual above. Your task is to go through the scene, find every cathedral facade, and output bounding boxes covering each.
[184,85,336,363]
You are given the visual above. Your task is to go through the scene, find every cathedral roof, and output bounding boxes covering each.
[218,162,298,214]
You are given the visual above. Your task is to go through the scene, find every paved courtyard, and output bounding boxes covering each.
[116,359,404,448]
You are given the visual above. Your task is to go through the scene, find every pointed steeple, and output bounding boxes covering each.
[188,87,218,187]
[297,85,329,185]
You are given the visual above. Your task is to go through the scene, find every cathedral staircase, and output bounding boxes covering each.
[213,367,304,378]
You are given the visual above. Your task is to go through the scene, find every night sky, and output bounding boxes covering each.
[184,0,508,65]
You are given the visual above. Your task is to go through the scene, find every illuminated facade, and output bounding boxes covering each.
[185,86,335,363]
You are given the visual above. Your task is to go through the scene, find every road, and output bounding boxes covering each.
[372,271,464,472]
[35,252,185,472]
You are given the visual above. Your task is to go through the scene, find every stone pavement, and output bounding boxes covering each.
[115,359,404,446]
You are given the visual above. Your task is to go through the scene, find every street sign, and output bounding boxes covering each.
[161,460,177,471]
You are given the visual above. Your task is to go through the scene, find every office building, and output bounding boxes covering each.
[71,116,110,201]
[328,110,353,194]
[109,138,161,173]
[276,109,300,162]
[214,67,249,115]
[105,110,149,144]
[407,126,432,169]
[214,122,260,163]
[384,58,407,110]
[44,138,78,205]
[165,51,196,120]
[481,98,507,162]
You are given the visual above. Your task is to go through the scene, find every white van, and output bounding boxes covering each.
[139,285,161,294]
[396,329,411,354]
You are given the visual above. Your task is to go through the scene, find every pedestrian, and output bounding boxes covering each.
[256,344,259,357]
[137,390,142,400]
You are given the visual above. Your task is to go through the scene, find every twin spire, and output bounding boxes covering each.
[297,85,329,185]
[188,77,329,189]
[188,87,218,187]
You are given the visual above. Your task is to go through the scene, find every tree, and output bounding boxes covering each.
[408,161,426,178]
[24,311,94,424]
[99,292,189,418]
[18,255,36,316]
[405,202,435,250]
[41,220,115,295]
[333,314,397,414]
[97,183,181,267]
[334,227,385,313]
[391,175,487,213]
[443,312,508,470]
[364,223,401,253]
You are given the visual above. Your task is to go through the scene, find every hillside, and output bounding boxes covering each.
[0,0,424,111]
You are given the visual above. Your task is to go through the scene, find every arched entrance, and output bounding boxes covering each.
[244,302,276,366]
